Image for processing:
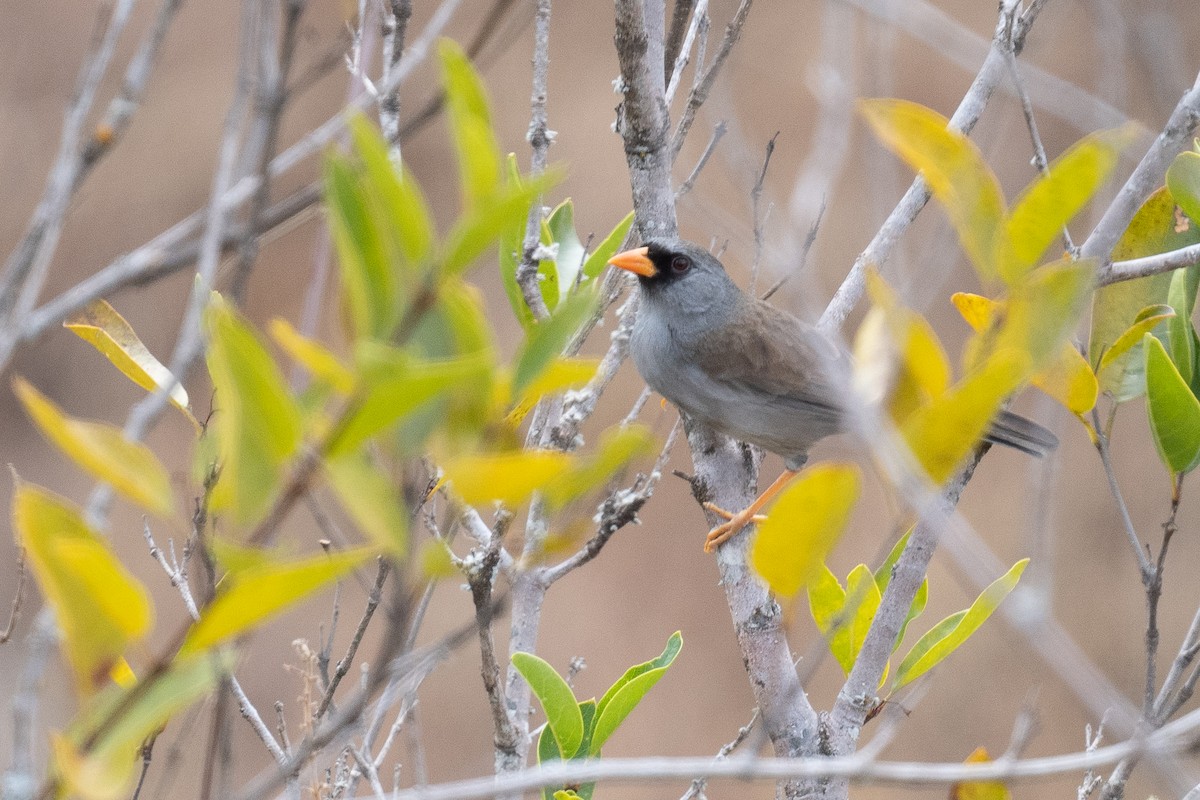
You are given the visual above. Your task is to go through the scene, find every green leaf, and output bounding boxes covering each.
[547,200,586,305]
[325,452,408,555]
[582,211,636,280]
[442,170,563,276]
[1168,268,1197,383]
[58,652,231,800]
[860,99,1006,282]
[13,483,153,694]
[512,280,600,398]
[64,300,195,427]
[438,39,501,209]
[335,349,492,455]
[750,463,860,598]
[590,631,682,755]
[1004,126,1136,281]
[268,318,356,394]
[181,548,376,654]
[1144,334,1200,474]
[13,378,174,516]
[325,153,396,341]
[347,114,435,267]
[811,564,882,675]
[1167,150,1200,226]
[205,294,303,526]
[511,652,584,759]
[893,559,1028,692]
[1091,187,1200,400]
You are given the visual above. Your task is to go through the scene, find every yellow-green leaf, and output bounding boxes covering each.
[325,452,408,555]
[268,318,355,394]
[582,210,636,280]
[809,564,881,674]
[988,259,1094,374]
[901,351,1028,484]
[892,559,1028,691]
[205,294,303,526]
[181,548,376,654]
[438,39,501,209]
[13,379,174,516]
[1004,125,1136,281]
[860,99,1006,281]
[442,450,574,506]
[59,651,232,800]
[13,483,153,693]
[1167,150,1200,226]
[507,357,600,423]
[1144,334,1200,474]
[511,652,584,759]
[65,300,195,427]
[544,425,656,510]
[750,463,860,598]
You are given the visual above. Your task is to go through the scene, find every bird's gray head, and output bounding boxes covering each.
[608,239,740,317]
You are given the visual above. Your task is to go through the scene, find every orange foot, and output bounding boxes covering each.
[701,502,767,553]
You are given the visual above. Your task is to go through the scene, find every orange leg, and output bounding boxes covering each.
[702,469,799,553]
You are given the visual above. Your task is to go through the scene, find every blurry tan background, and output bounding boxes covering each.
[2,1,1200,797]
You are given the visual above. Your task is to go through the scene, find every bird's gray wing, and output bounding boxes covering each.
[691,298,844,423]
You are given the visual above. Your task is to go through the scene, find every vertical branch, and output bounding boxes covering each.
[380,0,414,155]
[515,0,555,322]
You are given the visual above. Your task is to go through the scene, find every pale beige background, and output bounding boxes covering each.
[1,1,1199,798]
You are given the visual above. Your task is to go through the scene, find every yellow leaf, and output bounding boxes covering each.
[268,318,356,394]
[181,548,376,654]
[902,351,1028,484]
[860,99,1007,281]
[441,450,574,506]
[750,463,860,598]
[65,300,196,428]
[13,378,174,516]
[991,260,1095,373]
[952,292,1097,415]
[13,483,153,693]
[951,747,1012,800]
[506,357,600,424]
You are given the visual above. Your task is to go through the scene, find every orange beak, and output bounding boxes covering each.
[607,246,657,277]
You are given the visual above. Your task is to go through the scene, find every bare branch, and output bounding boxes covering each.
[515,0,555,322]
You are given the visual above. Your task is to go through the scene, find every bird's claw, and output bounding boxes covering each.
[702,503,767,552]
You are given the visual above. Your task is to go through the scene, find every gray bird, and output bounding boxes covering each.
[608,239,1057,552]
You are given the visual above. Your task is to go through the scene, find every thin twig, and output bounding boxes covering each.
[674,120,727,200]
[0,548,26,644]
[748,131,778,293]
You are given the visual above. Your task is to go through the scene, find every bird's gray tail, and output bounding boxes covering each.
[985,410,1059,457]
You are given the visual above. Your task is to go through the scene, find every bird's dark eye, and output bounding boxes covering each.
[671,255,691,274]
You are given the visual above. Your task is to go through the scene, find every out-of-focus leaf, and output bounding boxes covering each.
[57,652,231,800]
[326,452,408,555]
[507,357,600,424]
[893,559,1028,692]
[205,295,303,526]
[513,282,600,399]
[13,379,174,516]
[181,548,375,654]
[348,114,435,267]
[438,39,501,210]
[582,211,636,280]
[589,631,682,755]
[511,652,584,760]
[442,450,574,506]
[335,349,492,455]
[498,155,537,329]
[750,463,860,598]
[1167,150,1200,226]
[13,483,153,694]
[547,200,586,305]
[544,425,655,510]
[951,747,1013,800]
[442,170,563,276]
[986,259,1094,374]
[901,351,1027,484]
[419,538,458,579]
[268,318,355,394]
[1096,304,1175,401]
[1144,334,1200,475]
[208,536,279,575]
[860,99,1006,282]
[65,300,195,426]
[1091,187,1200,400]
[325,153,396,341]
[1004,126,1135,281]
[952,293,1098,416]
